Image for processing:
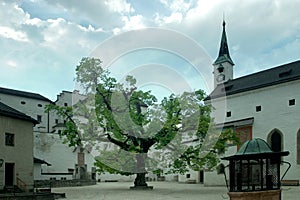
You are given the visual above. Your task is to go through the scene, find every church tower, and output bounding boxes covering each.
[213,20,234,88]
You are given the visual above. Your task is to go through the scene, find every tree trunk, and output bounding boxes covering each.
[133,154,148,187]
[134,173,147,187]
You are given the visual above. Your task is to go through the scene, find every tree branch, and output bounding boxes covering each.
[106,133,130,151]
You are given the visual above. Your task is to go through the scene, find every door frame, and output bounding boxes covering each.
[5,163,15,186]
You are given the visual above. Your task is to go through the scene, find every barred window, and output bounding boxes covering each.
[5,133,14,146]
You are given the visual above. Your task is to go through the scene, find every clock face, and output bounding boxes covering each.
[217,74,225,82]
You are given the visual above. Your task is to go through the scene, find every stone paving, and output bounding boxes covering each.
[52,182,299,200]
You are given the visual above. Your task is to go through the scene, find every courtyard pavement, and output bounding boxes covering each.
[52,182,299,200]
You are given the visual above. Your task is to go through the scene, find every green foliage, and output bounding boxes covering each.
[94,150,135,176]
[47,57,240,178]
[45,104,82,147]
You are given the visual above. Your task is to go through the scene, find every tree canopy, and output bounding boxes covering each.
[46,57,239,187]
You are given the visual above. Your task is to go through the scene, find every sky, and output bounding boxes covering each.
[0,0,300,101]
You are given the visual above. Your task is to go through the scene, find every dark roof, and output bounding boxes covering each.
[0,87,52,102]
[0,102,38,124]
[213,20,234,65]
[34,157,51,166]
[216,117,254,129]
[206,60,300,100]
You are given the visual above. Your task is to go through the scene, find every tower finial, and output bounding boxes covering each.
[223,12,226,26]
[213,18,234,66]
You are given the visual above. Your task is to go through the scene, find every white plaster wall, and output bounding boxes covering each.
[0,116,34,190]
[178,170,199,183]
[0,93,53,133]
[205,79,300,185]
[34,164,42,180]
[34,132,95,176]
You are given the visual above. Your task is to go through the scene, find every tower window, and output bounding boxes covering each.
[289,99,296,106]
[256,105,262,112]
[226,111,231,117]
[217,64,224,73]
[38,104,43,107]
[55,119,58,124]
[64,103,68,107]
[21,101,26,105]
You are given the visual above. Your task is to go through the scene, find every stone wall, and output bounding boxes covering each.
[34,180,96,188]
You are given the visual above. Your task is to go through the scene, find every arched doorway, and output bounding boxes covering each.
[267,129,283,152]
[267,129,283,163]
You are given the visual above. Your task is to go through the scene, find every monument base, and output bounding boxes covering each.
[130,186,154,190]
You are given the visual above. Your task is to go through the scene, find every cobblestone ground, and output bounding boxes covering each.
[52,182,299,200]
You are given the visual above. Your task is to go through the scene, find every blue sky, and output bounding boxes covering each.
[0,0,300,101]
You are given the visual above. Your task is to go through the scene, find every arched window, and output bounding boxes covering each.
[267,129,283,163]
[267,129,283,152]
[297,130,300,165]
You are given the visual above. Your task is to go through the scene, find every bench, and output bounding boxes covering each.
[36,188,51,193]
[186,179,197,184]
[281,180,299,186]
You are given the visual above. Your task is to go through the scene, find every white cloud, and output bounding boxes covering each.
[169,0,192,13]
[0,26,29,42]
[25,17,44,27]
[186,0,222,21]
[162,12,183,24]
[77,24,103,32]
[6,60,18,67]
[113,15,146,34]
[104,0,135,14]
[122,15,145,30]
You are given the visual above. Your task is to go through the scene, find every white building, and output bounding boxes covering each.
[202,20,300,185]
[0,102,37,192]
[0,88,96,181]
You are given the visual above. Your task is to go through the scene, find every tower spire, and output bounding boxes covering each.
[213,20,234,65]
[213,20,235,88]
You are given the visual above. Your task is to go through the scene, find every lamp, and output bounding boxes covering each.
[0,159,4,167]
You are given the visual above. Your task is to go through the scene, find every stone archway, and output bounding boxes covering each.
[267,129,283,163]
[267,129,283,152]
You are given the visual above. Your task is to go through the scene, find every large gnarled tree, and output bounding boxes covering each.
[47,57,239,188]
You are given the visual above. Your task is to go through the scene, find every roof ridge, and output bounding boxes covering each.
[0,86,52,102]
[231,59,300,82]
[0,101,39,124]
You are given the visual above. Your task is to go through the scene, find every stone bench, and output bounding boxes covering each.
[281,180,299,186]
[186,179,197,184]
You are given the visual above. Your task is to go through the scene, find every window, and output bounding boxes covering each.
[236,126,253,150]
[37,115,42,123]
[226,111,231,117]
[64,103,68,107]
[289,99,296,106]
[256,105,262,112]
[38,104,42,107]
[21,101,26,105]
[5,133,15,146]
[55,119,58,124]
[186,174,191,178]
